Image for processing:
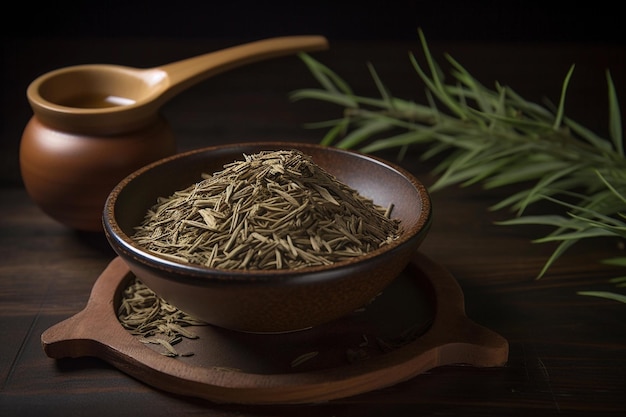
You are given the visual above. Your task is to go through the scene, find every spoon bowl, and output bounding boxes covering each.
[29,64,165,134]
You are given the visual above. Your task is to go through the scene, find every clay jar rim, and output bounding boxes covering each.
[102,142,433,287]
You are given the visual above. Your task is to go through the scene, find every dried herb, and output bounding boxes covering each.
[118,277,207,357]
[290,351,319,368]
[133,150,400,270]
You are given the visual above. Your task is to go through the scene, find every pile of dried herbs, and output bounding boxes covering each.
[132,149,400,270]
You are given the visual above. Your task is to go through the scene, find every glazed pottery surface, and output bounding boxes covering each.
[20,116,176,231]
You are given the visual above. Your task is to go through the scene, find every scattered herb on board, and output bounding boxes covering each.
[118,277,207,357]
[117,277,429,363]
[290,29,626,303]
[132,149,400,270]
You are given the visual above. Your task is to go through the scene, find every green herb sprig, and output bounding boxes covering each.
[290,29,626,303]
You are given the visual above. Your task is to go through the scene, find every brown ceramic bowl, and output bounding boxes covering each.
[103,142,432,333]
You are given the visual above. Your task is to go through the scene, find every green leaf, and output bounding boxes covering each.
[298,53,354,96]
[412,29,468,120]
[606,71,624,156]
[420,141,452,161]
[563,116,613,152]
[302,118,349,129]
[541,194,626,231]
[602,257,626,267]
[484,160,571,189]
[470,109,558,130]
[577,291,626,303]
[610,276,626,286]
[537,239,577,278]
[430,146,487,190]
[335,120,392,149]
[553,65,575,130]
[367,62,394,106]
[490,189,546,212]
[447,54,494,120]
[320,118,350,146]
[533,228,618,243]
[290,88,357,108]
[596,169,626,205]
[505,86,554,120]
[516,163,588,215]
[495,215,575,228]
[359,129,437,153]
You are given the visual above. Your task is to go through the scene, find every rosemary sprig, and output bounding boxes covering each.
[290,29,626,303]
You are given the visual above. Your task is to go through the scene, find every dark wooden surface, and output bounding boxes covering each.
[1,36,626,416]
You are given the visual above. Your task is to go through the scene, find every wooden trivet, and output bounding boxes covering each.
[41,252,508,404]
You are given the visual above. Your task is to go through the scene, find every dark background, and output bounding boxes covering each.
[2,0,625,186]
[5,0,625,43]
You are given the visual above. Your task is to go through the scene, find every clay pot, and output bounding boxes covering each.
[20,116,176,231]
[19,36,328,231]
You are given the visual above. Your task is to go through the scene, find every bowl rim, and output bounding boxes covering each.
[103,141,432,283]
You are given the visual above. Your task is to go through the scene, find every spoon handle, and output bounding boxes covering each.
[157,35,328,101]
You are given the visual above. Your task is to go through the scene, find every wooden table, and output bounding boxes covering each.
[1,36,625,416]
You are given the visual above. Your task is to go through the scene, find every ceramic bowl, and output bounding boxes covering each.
[103,142,432,333]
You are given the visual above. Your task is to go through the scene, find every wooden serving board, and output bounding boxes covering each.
[41,252,508,405]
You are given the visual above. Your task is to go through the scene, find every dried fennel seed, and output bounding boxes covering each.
[132,149,401,269]
[118,277,207,357]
